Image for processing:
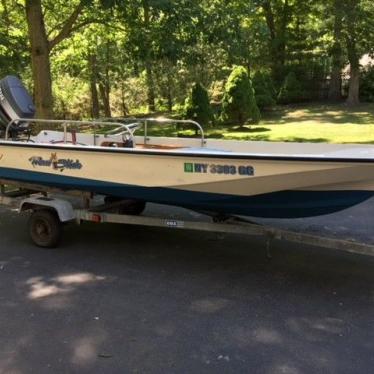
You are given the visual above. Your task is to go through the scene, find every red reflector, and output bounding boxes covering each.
[92,214,101,223]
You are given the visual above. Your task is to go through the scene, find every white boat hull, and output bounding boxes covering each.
[1,138,374,218]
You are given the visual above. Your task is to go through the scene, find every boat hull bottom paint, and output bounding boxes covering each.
[1,167,373,219]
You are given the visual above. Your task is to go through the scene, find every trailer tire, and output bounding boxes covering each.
[29,210,61,248]
[118,200,146,216]
[104,196,146,215]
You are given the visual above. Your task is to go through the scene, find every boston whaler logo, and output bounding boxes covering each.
[29,153,83,172]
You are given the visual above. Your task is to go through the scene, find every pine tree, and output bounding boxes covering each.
[222,66,261,126]
[185,83,213,126]
[277,72,304,104]
[252,71,276,110]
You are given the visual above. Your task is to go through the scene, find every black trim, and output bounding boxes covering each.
[1,140,374,163]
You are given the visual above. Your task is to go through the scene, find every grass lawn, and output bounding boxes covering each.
[145,103,374,143]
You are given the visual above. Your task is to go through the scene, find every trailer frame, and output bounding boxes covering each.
[1,179,374,256]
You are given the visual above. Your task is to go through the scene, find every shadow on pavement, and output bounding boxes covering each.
[1,207,374,373]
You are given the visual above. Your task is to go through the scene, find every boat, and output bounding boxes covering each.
[1,75,374,219]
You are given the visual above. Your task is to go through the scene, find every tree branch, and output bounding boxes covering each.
[48,1,85,51]
[261,0,276,41]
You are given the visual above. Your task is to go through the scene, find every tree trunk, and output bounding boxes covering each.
[25,0,53,119]
[328,65,342,102]
[142,0,156,112]
[120,82,128,117]
[99,83,111,118]
[261,0,289,84]
[166,71,173,112]
[345,38,360,105]
[104,47,111,117]
[347,64,360,106]
[145,62,156,112]
[25,0,85,119]
[345,0,360,106]
[98,42,111,118]
[166,91,172,113]
[328,0,343,101]
[88,54,100,118]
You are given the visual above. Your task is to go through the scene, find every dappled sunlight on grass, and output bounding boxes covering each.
[206,103,374,143]
[131,103,374,143]
[212,123,374,143]
[262,103,374,126]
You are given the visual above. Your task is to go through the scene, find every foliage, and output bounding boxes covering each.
[185,83,213,126]
[277,72,305,104]
[53,75,91,119]
[1,0,374,119]
[360,66,374,102]
[252,71,276,110]
[222,66,261,125]
[0,2,29,78]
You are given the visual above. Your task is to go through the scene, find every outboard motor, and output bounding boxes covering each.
[0,75,35,137]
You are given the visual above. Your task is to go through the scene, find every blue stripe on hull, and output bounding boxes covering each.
[1,167,373,218]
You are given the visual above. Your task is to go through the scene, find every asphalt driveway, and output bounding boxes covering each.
[1,204,374,374]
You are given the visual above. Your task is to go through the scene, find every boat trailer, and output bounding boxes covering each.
[1,179,374,257]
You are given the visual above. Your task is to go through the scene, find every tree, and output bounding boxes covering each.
[185,83,213,126]
[277,71,304,104]
[342,0,374,106]
[252,71,276,110]
[222,66,261,126]
[258,0,292,84]
[25,0,93,118]
[88,53,100,118]
[101,0,200,113]
[344,0,361,106]
[0,1,29,78]
[360,66,374,102]
[328,0,344,101]
[2,0,373,119]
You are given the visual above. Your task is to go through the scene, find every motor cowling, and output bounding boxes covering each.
[0,75,35,132]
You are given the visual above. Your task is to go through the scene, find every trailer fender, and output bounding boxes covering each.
[19,197,75,222]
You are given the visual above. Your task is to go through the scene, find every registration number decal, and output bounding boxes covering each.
[184,163,254,176]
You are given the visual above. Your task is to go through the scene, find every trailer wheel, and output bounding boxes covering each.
[118,200,146,215]
[29,210,61,248]
[104,196,146,215]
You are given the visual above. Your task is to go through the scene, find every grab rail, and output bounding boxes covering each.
[145,118,205,147]
[5,117,206,147]
[114,117,206,147]
[5,118,134,145]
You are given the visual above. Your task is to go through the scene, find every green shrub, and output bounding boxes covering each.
[255,94,276,110]
[252,71,276,110]
[360,67,374,102]
[185,82,213,126]
[263,73,277,99]
[277,72,305,104]
[222,66,261,125]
